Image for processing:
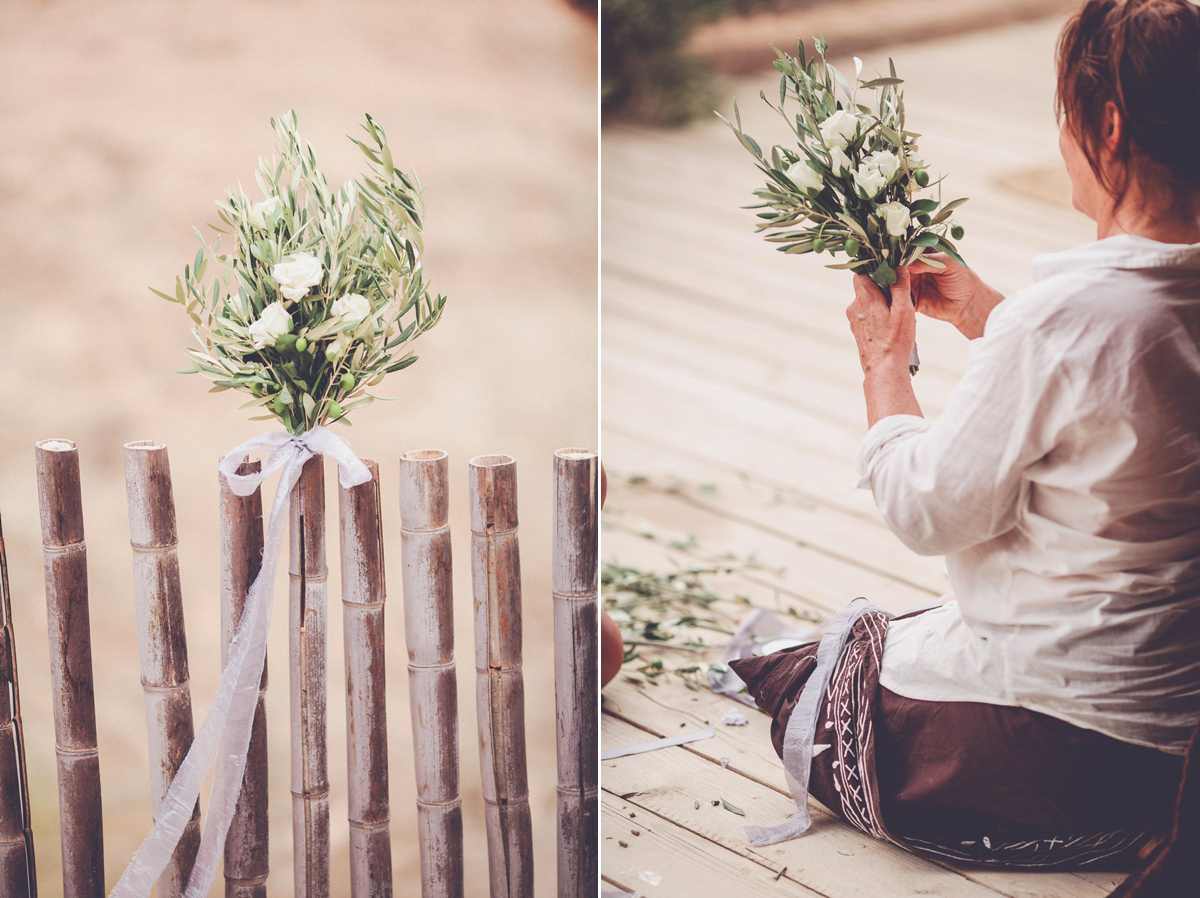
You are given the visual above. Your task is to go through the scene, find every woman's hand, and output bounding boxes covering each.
[909,252,1004,340]
[846,268,923,427]
[847,267,918,375]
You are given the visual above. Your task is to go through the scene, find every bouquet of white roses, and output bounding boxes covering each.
[156,110,445,432]
[721,39,968,374]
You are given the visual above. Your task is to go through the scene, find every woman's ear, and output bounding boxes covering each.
[1102,101,1124,155]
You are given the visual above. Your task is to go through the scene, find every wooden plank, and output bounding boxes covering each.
[601,428,950,596]
[605,485,938,615]
[602,715,1008,898]
[601,796,825,897]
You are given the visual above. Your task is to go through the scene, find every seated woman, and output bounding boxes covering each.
[731,0,1200,883]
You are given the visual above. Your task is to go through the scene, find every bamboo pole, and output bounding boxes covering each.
[338,459,393,897]
[0,513,36,898]
[552,449,599,898]
[123,442,200,898]
[469,454,533,898]
[219,458,269,898]
[290,455,329,898]
[35,439,103,898]
[399,450,463,898]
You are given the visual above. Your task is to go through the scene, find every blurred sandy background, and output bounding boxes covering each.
[0,1,596,895]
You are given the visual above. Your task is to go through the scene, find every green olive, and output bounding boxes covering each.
[951,224,965,240]
[844,238,860,257]
[295,336,308,353]
[914,169,930,187]
[813,238,826,253]
[329,400,344,418]
[341,372,356,392]
[917,214,932,227]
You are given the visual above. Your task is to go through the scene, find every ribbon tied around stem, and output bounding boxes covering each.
[110,426,371,898]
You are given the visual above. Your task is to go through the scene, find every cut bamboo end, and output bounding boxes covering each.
[399,449,449,534]
[289,455,330,898]
[339,459,393,898]
[35,439,104,898]
[469,454,533,898]
[124,441,199,898]
[219,458,268,896]
[552,449,599,898]
[400,451,463,898]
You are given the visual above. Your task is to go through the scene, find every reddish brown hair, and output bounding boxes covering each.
[1056,0,1200,207]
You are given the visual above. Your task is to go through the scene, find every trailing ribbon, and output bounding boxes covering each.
[744,597,892,847]
[110,426,371,898]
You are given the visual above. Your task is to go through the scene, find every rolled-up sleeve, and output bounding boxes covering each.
[856,302,1074,556]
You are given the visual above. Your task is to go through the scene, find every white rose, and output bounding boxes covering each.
[863,150,901,183]
[852,165,888,199]
[784,160,823,196]
[248,197,282,230]
[330,293,372,328]
[272,252,323,301]
[247,302,292,348]
[828,145,852,177]
[818,109,859,149]
[877,201,912,237]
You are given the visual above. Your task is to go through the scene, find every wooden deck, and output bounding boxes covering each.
[599,15,1122,898]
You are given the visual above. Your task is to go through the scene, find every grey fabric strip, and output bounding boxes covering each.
[745,597,892,847]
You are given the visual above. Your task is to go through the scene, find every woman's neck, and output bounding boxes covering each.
[1096,191,1200,244]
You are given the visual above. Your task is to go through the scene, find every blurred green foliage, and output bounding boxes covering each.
[602,0,832,126]
[602,0,736,126]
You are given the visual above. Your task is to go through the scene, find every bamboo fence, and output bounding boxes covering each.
[219,459,269,898]
[399,450,463,898]
[552,449,599,898]
[123,442,201,898]
[338,459,393,897]
[10,441,600,897]
[290,455,330,898]
[35,439,104,898]
[0,513,35,898]
[469,455,534,898]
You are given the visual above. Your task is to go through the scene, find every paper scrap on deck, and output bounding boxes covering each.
[710,608,820,706]
[601,724,715,760]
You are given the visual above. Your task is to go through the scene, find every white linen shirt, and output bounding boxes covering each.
[858,235,1200,754]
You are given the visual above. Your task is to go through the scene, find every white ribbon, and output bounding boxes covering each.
[110,426,371,898]
[744,598,891,847]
